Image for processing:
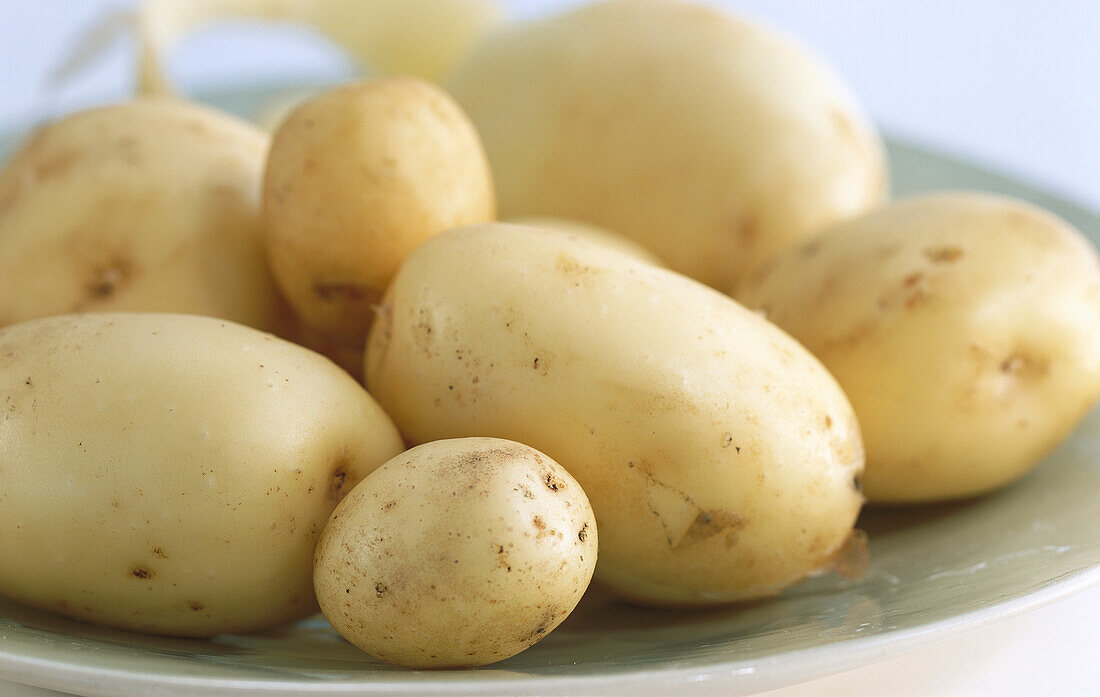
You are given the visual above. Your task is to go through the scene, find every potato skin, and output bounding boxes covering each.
[507,216,665,267]
[264,77,495,349]
[0,98,282,333]
[446,0,886,290]
[314,437,597,668]
[0,313,404,636]
[736,192,1100,503]
[366,224,864,606]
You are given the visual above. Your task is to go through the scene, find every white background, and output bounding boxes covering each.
[1,1,1098,695]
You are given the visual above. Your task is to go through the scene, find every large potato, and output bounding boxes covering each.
[445,0,887,290]
[264,77,495,349]
[0,313,404,637]
[0,98,282,333]
[736,192,1100,503]
[314,437,597,668]
[365,224,864,606]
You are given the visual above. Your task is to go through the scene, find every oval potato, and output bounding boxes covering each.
[264,77,495,349]
[314,437,597,668]
[366,223,864,606]
[446,0,887,289]
[736,192,1100,502]
[0,98,282,333]
[0,313,404,636]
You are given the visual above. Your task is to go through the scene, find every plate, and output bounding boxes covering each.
[1,86,1098,697]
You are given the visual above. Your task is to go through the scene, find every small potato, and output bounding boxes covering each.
[314,438,597,668]
[0,313,404,636]
[508,216,665,266]
[0,98,282,333]
[736,192,1100,503]
[446,0,887,290]
[366,223,863,606]
[264,77,495,349]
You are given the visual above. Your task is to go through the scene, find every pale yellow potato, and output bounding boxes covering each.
[264,77,495,348]
[365,223,864,606]
[0,313,404,637]
[736,192,1100,503]
[446,0,887,290]
[508,216,665,266]
[0,98,283,333]
[314,437,597,668]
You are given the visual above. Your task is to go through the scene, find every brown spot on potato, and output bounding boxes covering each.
[924,246,963,263]
[130,567,153,580]
[374,582,387,598]
[151,547,167,559]
[1000,352,1049,379]
[734,215,758,248]
[555,253,593,276]
[674,510,747,550]
[902,271,924,288]
[904,290,929,310]
[544,473,563,491]
[329,456,352,502]
[85,258,134,300]
[32,148,83,181]
[578,523,589,543]
[524,606,562,643]
[189,601,204,611]
[495,544,512,572]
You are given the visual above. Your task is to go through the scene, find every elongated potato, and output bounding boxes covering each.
[736,192,1100,503]
[0,313,404,636]
[0,98,282,333]
[366,223,864,606]
[446,0,887,290]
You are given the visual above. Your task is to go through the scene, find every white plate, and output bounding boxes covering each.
[1,88,1098,697]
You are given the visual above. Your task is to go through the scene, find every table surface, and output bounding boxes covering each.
[1,1,1098,695]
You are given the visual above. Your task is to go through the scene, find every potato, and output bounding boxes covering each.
[365,223,864,606]
[0,313,404,637]
[314,437,597,668]
[0,98,282,333]
[445,0,887,290]
[264,77,495,349]
[736,192,1100,503]
[508,216,665,266]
